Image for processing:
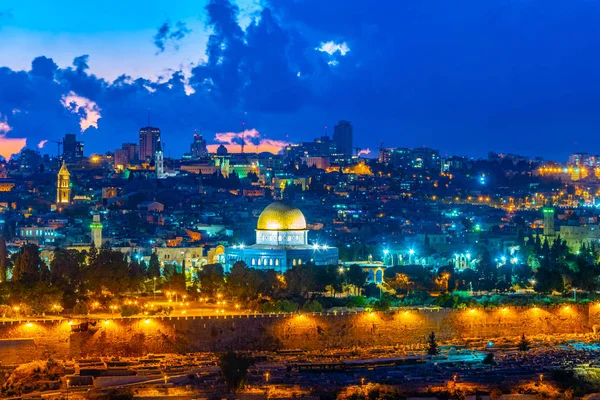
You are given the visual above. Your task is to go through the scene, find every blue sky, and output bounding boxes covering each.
[1,0,600,160]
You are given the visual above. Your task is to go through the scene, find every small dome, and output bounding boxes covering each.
[257,202,307,231]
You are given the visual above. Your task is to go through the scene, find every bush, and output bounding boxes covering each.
[73,302,89,315]
[345,296,368,309]
[120,304,141,317]
[302,300,323,312]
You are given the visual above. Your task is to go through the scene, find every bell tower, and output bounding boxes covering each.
[56,161,71,205]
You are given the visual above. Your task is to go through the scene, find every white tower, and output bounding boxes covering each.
[155,140,165,179]
[90,213,103,248]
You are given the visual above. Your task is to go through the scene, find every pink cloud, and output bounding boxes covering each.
[60,91,102,132]
[38,139,48,149]
[206,129,289,154]
[357,148,371,157]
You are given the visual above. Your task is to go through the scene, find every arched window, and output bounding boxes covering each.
[298,259,302,265]
[269,259,273,266]
[275,259,280,266]
[258,258,262,266]
[252,258,256,266]
[292,259,297,266]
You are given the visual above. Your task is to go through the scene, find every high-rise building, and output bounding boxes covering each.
[114,149,129,169]
[155,140,165,179]
[139,127,161,161]
[56,161,71,205]
[63,134,84,162]
[122,143,139,163]
[90,213,103,248]
[114,143,140,169]
[190,131,208,159]
[333,120,353,159]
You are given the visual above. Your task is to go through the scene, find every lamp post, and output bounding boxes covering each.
[153,277,156,301]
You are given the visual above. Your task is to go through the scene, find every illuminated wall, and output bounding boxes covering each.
[0,304,592,363]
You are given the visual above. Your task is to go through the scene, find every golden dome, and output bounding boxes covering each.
[257,202,307,231]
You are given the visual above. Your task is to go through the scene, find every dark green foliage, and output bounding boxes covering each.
[518,333,530,352]
[218,352,254,392]
[482,353,496,365]
[147,253,161,278]
[427,332,439,356]
[196,263,224,296]
[302,300,323,312]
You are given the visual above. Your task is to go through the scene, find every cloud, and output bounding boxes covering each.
[317,41,350,56]
[37,139,48,149]
[0,135,26,161]
[206,128,289,154]
[357,148,371,157]
[154,21,191,54]
[60,92,101,132]
[0,114,11,134]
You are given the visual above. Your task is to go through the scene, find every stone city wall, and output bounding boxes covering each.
[0,304,594,364]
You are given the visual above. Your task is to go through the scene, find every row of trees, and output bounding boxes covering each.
[195,261,369,305]
[0,239,187,313]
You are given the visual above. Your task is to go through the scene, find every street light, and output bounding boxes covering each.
[153,277,156,300]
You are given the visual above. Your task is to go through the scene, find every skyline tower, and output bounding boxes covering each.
[190,130,208,159]
[62,133,84,162]
[90,213,103,248]
[139,126,161,161]
[56,161,71,205]
[333,120,353,160]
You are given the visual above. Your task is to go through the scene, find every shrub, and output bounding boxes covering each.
[302,300,323,312]
[120,304,141,317]
[73,302,89,315]
[345,296,368,308]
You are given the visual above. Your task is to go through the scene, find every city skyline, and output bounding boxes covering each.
[2,1,600,160]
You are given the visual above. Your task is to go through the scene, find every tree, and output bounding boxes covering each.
[0,235,9,281]
[483,353,496,365]
[518,333,530,352]
[12,244,45,284]
[219,352,254,392]
[85,247,130,294]
[344,265,368,296]
[147,253,161,278]
[427,332,439,356]
[196,263,224,297]
[284,264,316,298]
[50,249,87,289]
[165,261,186,293]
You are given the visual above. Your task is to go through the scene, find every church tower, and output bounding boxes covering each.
[56,161,71,205]
[155,140,165,179]
[90,213,103,248]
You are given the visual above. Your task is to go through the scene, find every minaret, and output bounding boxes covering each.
[155,139,164,179]
[56,161,71,205]
[90,213,103,248]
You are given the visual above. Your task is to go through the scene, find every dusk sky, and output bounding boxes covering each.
[1,0,600,160]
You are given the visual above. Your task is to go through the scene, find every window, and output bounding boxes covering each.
[298,259,302,265]
[252,258,256,266]
[275,259,279,266]
[292,259,296,266]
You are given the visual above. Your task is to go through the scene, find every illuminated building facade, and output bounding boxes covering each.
[225,202,339,272]
[56,161,71,205]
